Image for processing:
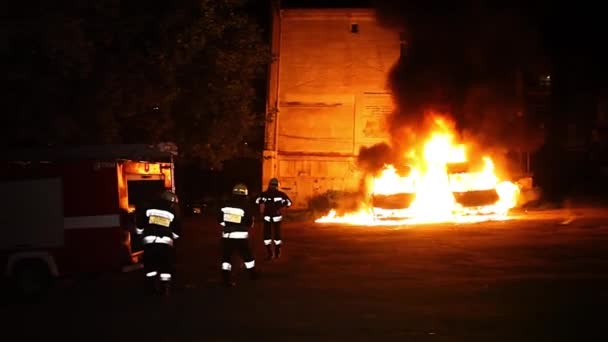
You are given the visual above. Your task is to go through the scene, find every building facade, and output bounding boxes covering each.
[263,6,400,209]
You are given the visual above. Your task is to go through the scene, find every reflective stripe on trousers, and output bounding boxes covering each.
[222,261,255,271]
[146,271,171,281]
[263,216,282,222]
[142,235,174,246]
[222,231,249,239]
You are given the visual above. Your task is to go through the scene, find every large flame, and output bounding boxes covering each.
[316,115,520,226]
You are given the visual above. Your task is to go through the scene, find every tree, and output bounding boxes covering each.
[2,0,270,168]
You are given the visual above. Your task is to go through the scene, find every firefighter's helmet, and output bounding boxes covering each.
[269,178,279,187]
[232,183,248,196]
[160,190,179,203]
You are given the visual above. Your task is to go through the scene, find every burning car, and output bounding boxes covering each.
[371,160,518,222]
[317,115,522,225]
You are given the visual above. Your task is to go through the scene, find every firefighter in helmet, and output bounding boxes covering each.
[255,177,292,260]
[217,183,258,287]
[135,189,182,295]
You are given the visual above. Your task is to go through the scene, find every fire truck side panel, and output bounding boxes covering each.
[0,178,64,251]
[56,161,126,274]
[61,161,120,216]
[57,224,125,274]
[1,160,129,277]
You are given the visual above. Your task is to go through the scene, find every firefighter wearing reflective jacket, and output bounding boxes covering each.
[135,190,181,295]
[218,183,258,287]
[255,177,292,260]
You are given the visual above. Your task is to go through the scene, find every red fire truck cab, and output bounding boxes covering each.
[0,144,177,296]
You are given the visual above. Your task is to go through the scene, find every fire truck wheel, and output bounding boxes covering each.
[12,259,53,299]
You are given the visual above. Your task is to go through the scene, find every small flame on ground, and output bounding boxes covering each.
[315,208,512,226]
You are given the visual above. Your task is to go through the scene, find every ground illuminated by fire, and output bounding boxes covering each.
[315,209,512,226]
[315,115,521,226]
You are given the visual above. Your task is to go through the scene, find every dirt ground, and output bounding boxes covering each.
[3,208,608,341]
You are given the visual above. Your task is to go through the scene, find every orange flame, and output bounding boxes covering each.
[316,115,520,225]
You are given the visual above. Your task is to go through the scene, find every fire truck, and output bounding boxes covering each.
[0,144,177,296]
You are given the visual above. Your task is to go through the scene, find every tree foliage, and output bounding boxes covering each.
[2,0,270,168]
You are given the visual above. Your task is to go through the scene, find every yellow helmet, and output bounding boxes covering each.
[232,183,248,196]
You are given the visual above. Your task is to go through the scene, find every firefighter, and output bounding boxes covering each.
[135,189,182,295]
[218,183,258,287]
[255,177,292,260]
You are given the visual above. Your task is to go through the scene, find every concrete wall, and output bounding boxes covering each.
[264,7,400,209]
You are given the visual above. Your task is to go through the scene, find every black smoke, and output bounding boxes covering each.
[357,142,396,174]
[357,0,548,170]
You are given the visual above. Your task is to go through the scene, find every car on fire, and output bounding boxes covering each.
[370,161,511,221]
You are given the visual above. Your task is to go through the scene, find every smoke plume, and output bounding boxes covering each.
[357,142,396,174]
[357,0,548,172]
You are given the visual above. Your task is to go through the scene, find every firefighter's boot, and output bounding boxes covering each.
[274,244,281,259]
[145,276,158,295]
[265,245,273,261]
[248,267,259,280]
[222,270,235,288]
[160,281,171,296]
